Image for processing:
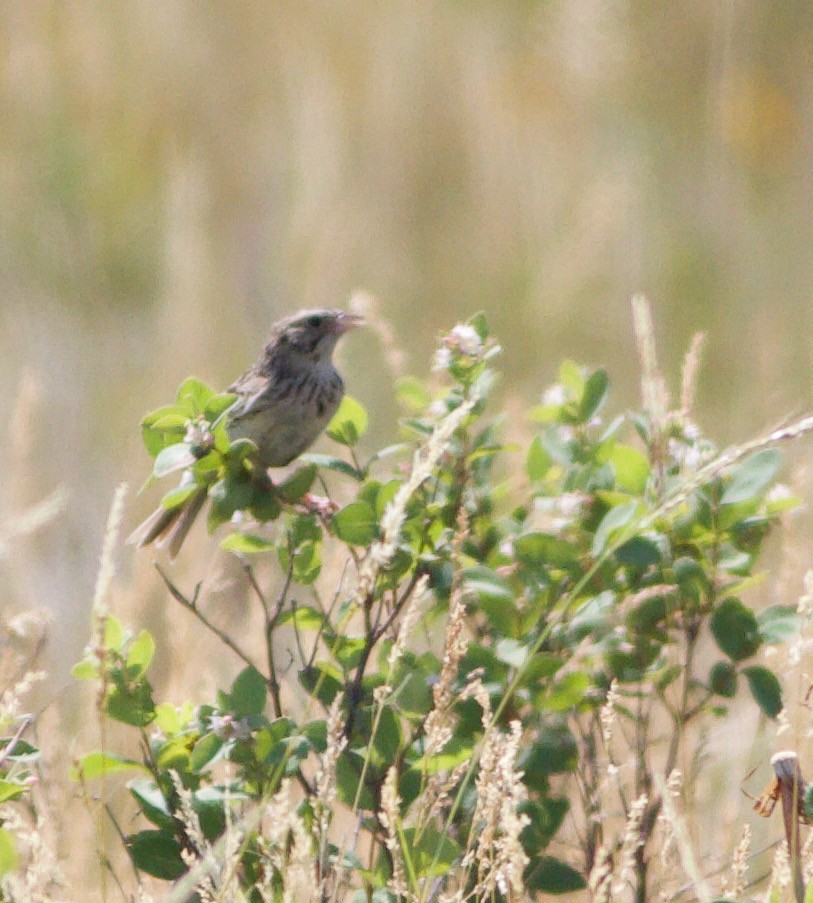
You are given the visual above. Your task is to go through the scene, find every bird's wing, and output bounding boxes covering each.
[226,372,274,421]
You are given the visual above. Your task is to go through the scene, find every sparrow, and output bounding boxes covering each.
[128,308,364,557]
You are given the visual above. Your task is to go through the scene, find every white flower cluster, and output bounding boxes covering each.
[433,323,486,371]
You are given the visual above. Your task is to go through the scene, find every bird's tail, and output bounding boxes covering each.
[126,486,208,559]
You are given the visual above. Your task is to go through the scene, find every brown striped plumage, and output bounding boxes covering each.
[128,309,363,557]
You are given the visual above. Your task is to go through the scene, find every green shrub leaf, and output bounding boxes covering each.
[220,532,275,554]
[743,665,783,718]
[578,368,609,421]
[72,752,145,781]
[332,501,378,546]
[228,666,267,718]
[757,604,801,644]
[710,598,761,661]
[0,830,18,877]
[526,435,552,481]
[176,377,213,417]
[525,856,586,893]
[327,395,368,446]
[721,448,782,506]
[127,830,185,880]
[153,443,196,479]
[709,661,738,698]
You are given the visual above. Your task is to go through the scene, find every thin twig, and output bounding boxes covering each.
[242,559,292,718]
[154,563,265,677]
[104,802,143,889]
[307,558,350,670]
[0,716,32,767]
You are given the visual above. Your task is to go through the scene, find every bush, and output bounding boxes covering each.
[9,300,813,901]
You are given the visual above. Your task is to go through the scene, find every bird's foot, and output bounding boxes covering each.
[298,493,339,517]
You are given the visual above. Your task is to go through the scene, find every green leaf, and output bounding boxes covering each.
[0,740,38,763]
[190,733,225,772]
[155,737,191,771]
[468,311,490,340]
[302,719,328,753]
[224,437,258,463]
[578,368,609,422]
[336,751,376,809]
[520,797,570,852]
[395,376,431,412]
[370,706,403,764]
[176,377,213,416]
[160,484,200,511]
[103,615,124,651]
[204,392,237,422]
[743,665,783,718]
[191,450,222,480]
[525,856,586,893]
[415,738,473,773]
[674,556,709,604]
[402,825,462,876]
[153,443,196,479]
[127,830,185,880]
[520,725,578,778]
[332,501,378,546]
[154,703,182,735]
[299,453,362,480]
[592,501,640,557]
[229,666,267,718]
[299,661,344,706]
[71,659,99,680]
[141,405,188,457]
[149,413,188,432]
[609,444,650,494]
[277,605,327,631]
[0,781,26,803]
[327,395,369,446]
[526,435,552,481]
[709,661,738,698]
[126,630,155,676]
[541,672,590,712]
[105,680,156,727]
[757,605,801,644]
[721,448,782,506]
[710,598,761,661]
[208,476,254,525]
[514,532,579,570]
[463,566,513,602]
[616,535,661,568]
[249,487,282,523]
[128,779,173,830]
[220,532,275,554]
[71,752,145,781]
[520,653,565,686]
[193,786,231,840]
[495,639,530,668]
[367,443,410,468]
[0,829,18,877]
[277,464,317,501]
[559,360,584,396]
[286,540,322,584]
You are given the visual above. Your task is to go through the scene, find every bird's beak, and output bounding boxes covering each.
[333,311,365,334]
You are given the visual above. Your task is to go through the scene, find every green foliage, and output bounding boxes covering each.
[73,313,805,901]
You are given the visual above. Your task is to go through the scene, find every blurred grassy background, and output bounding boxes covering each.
[2,2,813,888]
[5,0,813,680]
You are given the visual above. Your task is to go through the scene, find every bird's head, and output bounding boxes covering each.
[272,309,364,362]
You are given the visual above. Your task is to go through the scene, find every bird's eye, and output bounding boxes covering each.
[307,315,323,328]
